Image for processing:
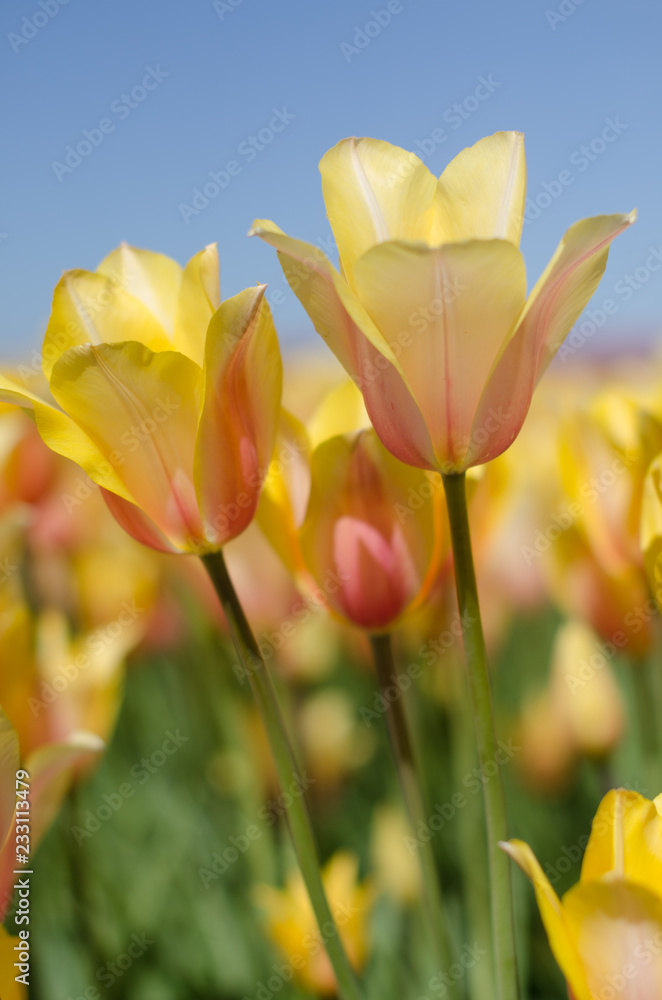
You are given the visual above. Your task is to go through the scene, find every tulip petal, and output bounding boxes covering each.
[194,285,282,548]
[641,454,662,600]
[352,239,526,470]
[0,710,19,852]
[433,131,526,245]
[42,270,172,379]
[174,243,221,365]
[49,343,204,549]
[501,839,590,999]
[563,879,662,999]
[580,789,662,896]
[98,243,183,338]
[526,211,636,380]
[256,409,310,575]
[319,137,438,281]
[100,489,180,554]
[301,432,438,630]
[467,212,635,468]
[307,380,370,449]
[249,221,436,469]
[24,733,104,846]
[0,373,135,500]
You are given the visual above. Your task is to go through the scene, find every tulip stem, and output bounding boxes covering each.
[201,550,364,1000]
[369,632,453,973]
[441,472,519,1000]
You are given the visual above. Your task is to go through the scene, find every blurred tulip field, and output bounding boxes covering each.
[4,2,662,999]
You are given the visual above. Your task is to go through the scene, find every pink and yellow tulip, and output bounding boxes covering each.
[0,244,281,554]
[251,131,633,473]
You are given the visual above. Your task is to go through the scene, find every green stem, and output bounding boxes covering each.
[202,550,364,1000]
[442,472,519,1000]
[369,633,452,973]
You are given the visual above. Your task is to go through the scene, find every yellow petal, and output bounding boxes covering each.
[194,285,282,548]
[580,789,662,896]
[563,878,662,999]
[501,839,589,999]
[522,211,636,380]
[319,137,437,282]
[466,212,635,468]
[256,409,310,575]
[42,269,172,379]
[249,221,436,470]
[49,342,205,550]
[307,380,370,449]
[352,239,526,471]
[174,243,221,365]
[433,131,526,245]
[0,710,19,852]
[0,373,134,500]
[641,454,662,603]
[97,243,183,337]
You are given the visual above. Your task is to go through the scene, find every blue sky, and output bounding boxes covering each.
[1,0,660,360]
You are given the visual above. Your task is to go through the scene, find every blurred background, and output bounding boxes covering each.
[3,1,662,998]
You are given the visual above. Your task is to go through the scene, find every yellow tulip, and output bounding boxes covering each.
[503,789,662,998]
[251,132,634,473]
[253,851,374,996]
[0,244,282,554]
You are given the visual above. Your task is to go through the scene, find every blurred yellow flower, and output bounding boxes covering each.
[253,851,374,996]
[503,788,662,998]
[252,131,633,473]
[0,244,281,554]
[0,924,26,1000]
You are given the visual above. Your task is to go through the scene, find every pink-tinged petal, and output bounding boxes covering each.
[194,285,283,548]
[352,239,526,471]
[100,489,179,554]
[332,516,416,629]
[48,342,205,551]
[249,221,436,469]
[300,432,439,630]
[467,212,635,468]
